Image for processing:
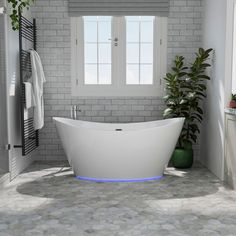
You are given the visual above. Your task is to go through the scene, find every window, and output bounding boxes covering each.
[71,16,167,96]
[126,16,154,85]
[84,16,112,85]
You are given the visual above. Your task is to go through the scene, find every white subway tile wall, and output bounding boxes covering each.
[31,0,202,161]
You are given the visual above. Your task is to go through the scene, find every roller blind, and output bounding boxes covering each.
[68,0,170,17]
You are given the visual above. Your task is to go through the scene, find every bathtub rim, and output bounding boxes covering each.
[53,117,185,132]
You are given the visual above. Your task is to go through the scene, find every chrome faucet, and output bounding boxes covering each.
[71,105,81,120]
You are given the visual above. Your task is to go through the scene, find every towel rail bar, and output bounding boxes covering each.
[19,13,39,156]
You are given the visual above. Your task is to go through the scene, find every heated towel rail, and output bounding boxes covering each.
[16,13,39,156]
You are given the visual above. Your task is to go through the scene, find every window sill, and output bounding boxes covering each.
[71,85,163,97]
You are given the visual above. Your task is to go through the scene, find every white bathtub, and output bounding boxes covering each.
[53,117,184,182]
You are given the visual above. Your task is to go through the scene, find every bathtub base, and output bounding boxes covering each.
[76,175,163,183]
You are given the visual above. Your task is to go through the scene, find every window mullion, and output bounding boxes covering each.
[139,20,141,84]
[112,17,125,87]
[112,17,116,86]
[97,19,99,84]
[121,17,126,87]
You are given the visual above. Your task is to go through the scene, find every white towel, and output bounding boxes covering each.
[24,82,36,109]
[30,49,46,130]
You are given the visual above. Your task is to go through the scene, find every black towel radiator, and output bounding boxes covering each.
[15,13,39,156]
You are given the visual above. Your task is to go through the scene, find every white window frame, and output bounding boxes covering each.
[232,1,236,94]
[71,16,167,97]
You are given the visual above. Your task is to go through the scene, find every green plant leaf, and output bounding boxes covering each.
[163,108,173,117]
[201,63,211,68]
[197,107,203,114]
[198,75,210,80]
[180,99,188,104]
[231,94,236,101]
[205,48,213,54]
[7,0,35,30]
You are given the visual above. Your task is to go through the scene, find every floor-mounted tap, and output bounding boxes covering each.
[70,105,81,120]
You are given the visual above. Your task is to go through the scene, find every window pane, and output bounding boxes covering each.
[125,16,154,85]
[85,65,97,84]
[126,21,139,42]
[141,21,153,43]
[97,16,112,21]
[98,21,111,42]
[85,43,97,63]
[127,43,139,63]
[99,65,111,84]
[140,44,153,64]
[84,16,112,85]
[140,65,153,84]
[127,65,139,84]
[83,16,97,21]
[140,16,155,21]
[126,16,140,21]
[99,44,111,63]
[84,21,97,42]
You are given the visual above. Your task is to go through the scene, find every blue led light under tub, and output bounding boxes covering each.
[76,176,163,183]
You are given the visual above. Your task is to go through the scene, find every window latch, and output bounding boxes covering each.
[109,37,118,46]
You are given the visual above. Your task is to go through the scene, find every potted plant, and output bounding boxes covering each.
[229,94,236,108]
[163,48,213,168]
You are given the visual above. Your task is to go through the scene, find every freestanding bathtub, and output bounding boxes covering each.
[53,117,185,182]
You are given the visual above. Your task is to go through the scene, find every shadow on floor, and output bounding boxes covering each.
[16,164,221,200]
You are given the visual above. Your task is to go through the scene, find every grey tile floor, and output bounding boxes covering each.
[0,162,236,236]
